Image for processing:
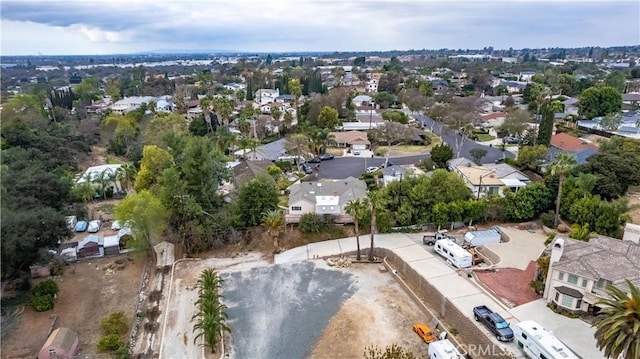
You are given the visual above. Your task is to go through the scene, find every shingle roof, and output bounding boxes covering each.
[553,236,640,285]
[288,178,367,207]
[42,328,78,352]
[329,131,371,145]
[232,160,274,188]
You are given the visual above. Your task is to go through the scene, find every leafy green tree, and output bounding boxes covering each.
[600,112,622,131]
[604,71,626,93]
[144,112,188,147]
[134,145,173,192]
[430,143,454,168]
[469,148,487,164]
[550,152,577,228]
[72,77,101,106]
[593,280,640,359]
[381,110,409,124]
[375,91,396,109]
[345,198,370,261]
[105,78,121,102]
[317,106,340,129]
[101,312,129,335]
[516,145,547,170]
[581,152,640,199]
[578,86,622,119]
[503,183,553,222]
[30,279,60,311]
[500,108,530,137]
[114,190,168,259]
[236,175,278,227]
[181,136,231,210]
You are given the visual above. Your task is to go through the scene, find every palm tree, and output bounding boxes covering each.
[367,191,384,261]
[117,163,137,192]
[192,269,230,353]
[593,280,640,359]
[237,118,251,138]
[199,96,214,133]
[344,198,369,261]
[550,152,577,228]
[263,209,284,249]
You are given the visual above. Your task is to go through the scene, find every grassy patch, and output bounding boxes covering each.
[325,147,344,156]
[475,133,495,142]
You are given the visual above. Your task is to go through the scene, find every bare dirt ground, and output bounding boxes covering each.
[2,255,145,358]
[310,264,429,359]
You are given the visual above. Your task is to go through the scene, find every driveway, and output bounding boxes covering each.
[411,113,515,164]
[485,226,548,270]
[509,300,604,359]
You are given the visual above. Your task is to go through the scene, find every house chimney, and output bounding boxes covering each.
[543,237,565,299]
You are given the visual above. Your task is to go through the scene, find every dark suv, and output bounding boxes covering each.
[301,163,313,174]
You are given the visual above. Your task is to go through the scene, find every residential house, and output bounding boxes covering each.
[186,106,204,121]
[260,102,289,114]
[77,234,103,258]
[577,111,640,139]
[275,94,296,103]
[543,235,640,314]
[234,138,289,161]
[76,164,122,191]
[111,96,157,114]
[285,177,367,224]
[381,165,410,186]
[431,79,450,91]
[499,79,527,93]
[223,83,246,92]
[546,133,598,165]
[562,97,579,115]
[38,328,80,359]
[329,131,371,151]
[231,160,275,189]
[450,162,531,198]
[519,71,536,82]
[352,95,373,107]
[254,89,280,105]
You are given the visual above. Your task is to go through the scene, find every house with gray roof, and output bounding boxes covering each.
[543,235,640,315]
[285,177,367,224]
[234,138,289,161]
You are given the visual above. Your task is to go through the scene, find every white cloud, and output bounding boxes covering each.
[1,0,638,55]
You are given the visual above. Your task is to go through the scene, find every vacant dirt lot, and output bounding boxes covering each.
[2,255,145,358]
[627,189,640,224]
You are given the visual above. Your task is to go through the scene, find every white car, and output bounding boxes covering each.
[88,220,102,233]
[366,166,380,174]
[111,220,122,231]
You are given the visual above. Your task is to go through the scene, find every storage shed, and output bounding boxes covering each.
[38,327,79,359]
[60,247,78,262]
[77,234,103,258]
[464,227,501,247]
[103,235,120,256]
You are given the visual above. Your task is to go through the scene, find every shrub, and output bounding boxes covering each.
[30,279,59,312]
[101,311,129,336]
[299,213,328,233]
[540,210,555,229]
[97,334,125,352]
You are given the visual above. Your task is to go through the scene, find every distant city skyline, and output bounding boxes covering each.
[1,0,639,56]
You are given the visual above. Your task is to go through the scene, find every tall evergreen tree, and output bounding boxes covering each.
[537,103,554,147]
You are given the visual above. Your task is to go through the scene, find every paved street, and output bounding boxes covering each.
[317,155,426,179]
[412,113,515,164]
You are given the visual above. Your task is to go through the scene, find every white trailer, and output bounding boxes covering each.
[512,320,579,359]
[428,339,465,359]
[434,239,472,268]
[464,226,501,247]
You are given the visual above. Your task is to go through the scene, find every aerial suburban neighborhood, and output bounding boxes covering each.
[2,1,640,359]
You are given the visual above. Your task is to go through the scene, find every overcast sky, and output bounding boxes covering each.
[1,0,638,56]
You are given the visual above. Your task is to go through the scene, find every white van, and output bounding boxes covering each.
[428,339,465,359]
[434,239,472,268]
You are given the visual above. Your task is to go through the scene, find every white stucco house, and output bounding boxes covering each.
[254,89,280,105]
[543,235,640,314]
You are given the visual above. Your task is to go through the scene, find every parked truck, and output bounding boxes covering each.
[423,231,455,245]
[473,305,514,342]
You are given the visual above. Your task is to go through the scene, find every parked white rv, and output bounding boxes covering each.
[464,226,501,247]
[428,339,465,359]
[434,239,472,268]
[512,320,579,359]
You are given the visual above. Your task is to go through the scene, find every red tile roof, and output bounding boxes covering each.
[481,112,507,121]
[550,133,597,152]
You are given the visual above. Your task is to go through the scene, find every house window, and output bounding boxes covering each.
[561,295,573,308]
[581,279,588,288]
[48,349,57,354]
[568,274,578,285]
[558,272,564,281]
[291,206,302,211]
[576,299,582,309]
[596,278,612,290]
[555,292,559,301]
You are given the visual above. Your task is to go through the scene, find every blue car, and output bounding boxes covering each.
[74,221,88,232]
